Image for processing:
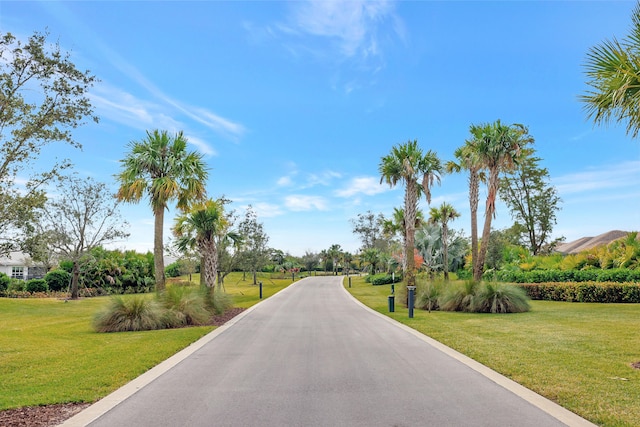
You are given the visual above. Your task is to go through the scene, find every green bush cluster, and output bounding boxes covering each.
[0,273,9,292]
[489,268,640,284]
[517,282,640,303]
[25,279,48,293]
[365,273,403,286]
[44,270,71,292]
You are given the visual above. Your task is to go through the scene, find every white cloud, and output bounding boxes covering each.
[185,135,217,157]
[335,176,387,197]
[277,176,293,186]
[285,195,329,211]
[289,0,395,58]
[305,170,342,187]
[253,202,285,218]
[554,161,640,195]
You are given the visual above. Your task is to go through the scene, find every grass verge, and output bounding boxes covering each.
[344,276,640,427]
[0,272,294,410]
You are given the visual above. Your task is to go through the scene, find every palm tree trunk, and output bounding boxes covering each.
[201,238,217,288]
[475,170,499,281]
[469,169,480,280]
[404,180,417,289]
[154,206,166,291]
[442,224,449,280]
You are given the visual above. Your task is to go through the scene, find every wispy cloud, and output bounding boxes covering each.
[285,195,329,211]
[554,161,640,195]
[253,202,285,218]
[304,170,342,187]
[289,0,395,58]
[335,176,387,197]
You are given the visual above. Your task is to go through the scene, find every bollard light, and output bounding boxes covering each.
[407,286,416,318]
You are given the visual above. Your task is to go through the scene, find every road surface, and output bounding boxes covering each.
[63,276,593,427]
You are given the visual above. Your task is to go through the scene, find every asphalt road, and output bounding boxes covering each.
[65,276,594,427]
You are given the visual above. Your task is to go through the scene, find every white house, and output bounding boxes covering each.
[0,251,46,280]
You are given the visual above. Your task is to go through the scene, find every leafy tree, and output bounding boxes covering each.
[581,1,640,138]
[350,210,386,251]
[428,202,461,280]
[173,199,229,289]
[116,129,208,291]
[237,206,270,285]
[473,121,531,281]
[499,148,563,255]
[0,31,98,255]
[301,251,319,274]
[42,176,129,299]
[379,140,442,289]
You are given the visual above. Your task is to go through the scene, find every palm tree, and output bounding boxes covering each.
[446,130,485,282]
[428,202,461,280]
[116,130,208,291]
[379,140,442,289]
[173,199,229,289]
[382,207,425,273]
[327,244,342,275]
[473,121,530,281]
[581,2,640,138]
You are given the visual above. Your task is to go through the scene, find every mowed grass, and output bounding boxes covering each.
[0,272,294,411]
[345,276,640,427]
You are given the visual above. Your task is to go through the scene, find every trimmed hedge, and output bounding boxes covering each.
[365,273,403,286]
[516,282,640,303]
[491,268,640,284]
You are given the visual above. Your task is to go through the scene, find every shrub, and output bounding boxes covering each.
[8,279,26,292]
[165,262,181,278]
[45,270,71,292]
[367,273,402,286]
[93,296,167,332]
[470,283,530,313]
[157,286,210,326]
[517,282,640,303]
[26,279,48,293]
[201,286,233,315]
[0,272,10,292]
[439,280,478,312]
[416,279,443,312]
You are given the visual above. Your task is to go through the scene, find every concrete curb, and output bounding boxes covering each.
[340,281,597,427]
[59,280,305,427]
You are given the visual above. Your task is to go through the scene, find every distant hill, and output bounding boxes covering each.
[556,230,634,254]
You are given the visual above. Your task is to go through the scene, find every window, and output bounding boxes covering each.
[11,267,24,280]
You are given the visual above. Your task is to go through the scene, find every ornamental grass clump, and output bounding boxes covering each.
[93,296,167,332]
[200,286,233,315]
[439,280,478,312]
[471,282,530,313]
[416,279,444,312]
[157,285,210,326]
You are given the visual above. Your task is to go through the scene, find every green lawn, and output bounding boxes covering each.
[345,276,640,427]
[0,272,294,411]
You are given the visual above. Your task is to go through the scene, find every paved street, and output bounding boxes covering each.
[64,276,593,427]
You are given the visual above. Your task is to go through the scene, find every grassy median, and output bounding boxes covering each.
[344,275,640,427]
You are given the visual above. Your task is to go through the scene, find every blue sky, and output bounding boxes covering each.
[2,1,639,256]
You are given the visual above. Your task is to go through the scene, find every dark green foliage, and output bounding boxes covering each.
[93,296,167,332]
[366,273,402,286]
[0,272,9,292]
[518,282,640,303]
[470,283,530,313]
[492,268,640,284]
[8,279,26,292]
[45,270,71,292]
[165,262,181,278]
[26,279,48,293]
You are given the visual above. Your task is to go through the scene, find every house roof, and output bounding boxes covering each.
[0,251,38,267]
